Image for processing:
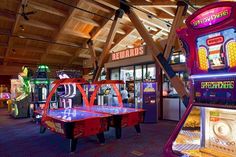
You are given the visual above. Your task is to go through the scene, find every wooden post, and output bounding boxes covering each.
[87,39,98,80]
[163,0,188,60]
[93,9,124,81]
[87,39,97,69]
[120,0,189,105]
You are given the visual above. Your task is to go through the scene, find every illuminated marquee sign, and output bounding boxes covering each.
[190,7,231,28]
[206,36,224,46]
[112,46,145,61]
[201,81,234,89]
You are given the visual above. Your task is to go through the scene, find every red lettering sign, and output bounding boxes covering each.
[111,46,145,61]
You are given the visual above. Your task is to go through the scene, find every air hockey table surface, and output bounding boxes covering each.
[77,105,145,139]
[78,105,144,115]
[44,108,110,122]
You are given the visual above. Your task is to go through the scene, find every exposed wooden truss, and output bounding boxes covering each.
[0,0,219,75]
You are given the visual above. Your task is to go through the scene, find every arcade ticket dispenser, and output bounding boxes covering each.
[142,82,157,123]
[165,2,236,157]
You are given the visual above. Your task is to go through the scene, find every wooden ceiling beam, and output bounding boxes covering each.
[130,1,177,7]
[124,2,189,102]
[20,19,58,31]
[72,15,100,27]
[95,0,170,32]
[94,0,118,10]
[135,11,170,32]
[104,27,126,35]
[4,0,26,65]
[82,0,113,13]
[111,28,136,51]
[67,50,81,65]
[0,9,16,22]
[63,29,91,39]
[1,56,40,62]
[41,0,83,62]
[9,45,46,53]
[15,32,52,43]
[90,14,114,40]
[163,2,187,60]
[0,29,11,35]
[94,9,123,81]
[28,1,67,17]
[0,43,8,47]
[95,37,115,44]
[49,49,73,56]
[158,7,176,17]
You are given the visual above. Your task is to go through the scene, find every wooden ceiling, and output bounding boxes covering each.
[0,0,217,74]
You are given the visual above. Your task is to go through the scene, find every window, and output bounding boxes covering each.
[170,51,186,64]
[111,68,119,80]
[163,72,189,97]
[120,66,134,82]
[147,64,156,80]
[135,65,142,80]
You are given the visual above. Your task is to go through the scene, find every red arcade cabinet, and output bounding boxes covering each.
[165,2,236,157]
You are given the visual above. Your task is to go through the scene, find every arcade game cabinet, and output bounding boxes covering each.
[30,65,57,120]
[165,2,236,157]
[11,66,33,118]
[57,70,82,108]
[0,85,10,108]
[141,82,157,123]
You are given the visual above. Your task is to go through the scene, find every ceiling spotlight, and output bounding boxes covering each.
[166,24,171,27]
[20,25,24,31]
[147,14,152,19]
[12,49,16,54]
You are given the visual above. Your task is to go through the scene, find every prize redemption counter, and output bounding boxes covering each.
[40,78,111,152]
[165,2,236,157]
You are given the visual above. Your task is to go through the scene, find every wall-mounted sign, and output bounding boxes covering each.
[201,81,234,89]
[190,7,231,29]
[111,46,145,61]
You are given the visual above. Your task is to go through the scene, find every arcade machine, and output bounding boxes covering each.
[11,66,33,118]
[141,82,157,123]
[165,2,236,157]
[30,65,57,119]
[78,80,145,139]
[0,85,11,108]
[57,70,82,108]
[39,78,111,152]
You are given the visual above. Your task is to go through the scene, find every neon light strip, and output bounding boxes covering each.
[190,73,236,79]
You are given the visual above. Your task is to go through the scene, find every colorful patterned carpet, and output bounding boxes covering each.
[0,108,177,157]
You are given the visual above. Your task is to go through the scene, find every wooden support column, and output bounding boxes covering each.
[93,9,124,81]
[121,0,189,105]
[87,39,98,69]
[163,1,188,60]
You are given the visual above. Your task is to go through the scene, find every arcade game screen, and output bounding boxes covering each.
[172,107,236,157]
[197,28,236,71]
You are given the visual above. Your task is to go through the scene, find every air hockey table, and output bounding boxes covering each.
[80,80,145,139]
[40,78,111,152]
[78,106,145,139]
